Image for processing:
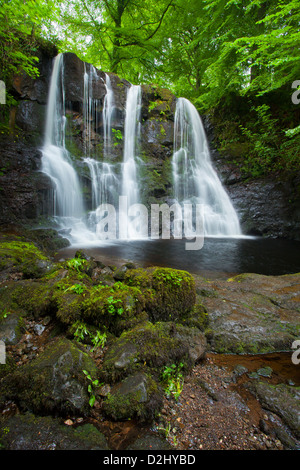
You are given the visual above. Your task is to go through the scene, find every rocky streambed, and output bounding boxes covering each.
[0,228,299,451]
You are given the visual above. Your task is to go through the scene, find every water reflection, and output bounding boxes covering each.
[58,237,300,277]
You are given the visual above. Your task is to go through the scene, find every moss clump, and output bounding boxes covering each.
[0,241,51,279]
[124,267,196,323]
[81,283,147,336]
[11,280,55,319]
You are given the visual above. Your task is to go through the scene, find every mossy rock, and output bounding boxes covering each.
[102,372,163,422]
[10,280,56,319]
[0,240,54,279]
[0,355,16,380]
[100,321,206,383]
[0,337,98,416]
[0,311,25,346]
[0,413,109,450]
[80,283,147,336]
[124,267,196,323]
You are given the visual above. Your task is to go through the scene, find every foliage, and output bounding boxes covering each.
[161,362,184,401]
[82,369,102,407]
[0,0,59,105]
[66,257,87,273]
[112,128,123,146]
[3,0,299,178]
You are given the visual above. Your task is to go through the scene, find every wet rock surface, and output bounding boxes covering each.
[194,272,300,354]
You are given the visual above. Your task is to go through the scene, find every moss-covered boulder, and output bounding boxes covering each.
[0,413,109,450]
[9,279,55,319]
[0,337,98,416]
[0,311,25,346]
[100,322,188,383]
[80,283,147,336]
[124,267,196,323]
[0,240,54,280]
[100,321,207,384]
[102,372,163,422]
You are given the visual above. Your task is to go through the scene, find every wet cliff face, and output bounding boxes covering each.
[1,50,299,240]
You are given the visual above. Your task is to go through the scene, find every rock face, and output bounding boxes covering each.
[195,272,300,354]
[1,48,299,238]
[204,119,300,240]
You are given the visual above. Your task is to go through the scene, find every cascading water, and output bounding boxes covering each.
[172,97,241,237]
[83,63,101,158]
[41,53,85,228]
[103,73,115,160]
[120,85,142,238]
[42,54,241,246]
[83,70,119,237]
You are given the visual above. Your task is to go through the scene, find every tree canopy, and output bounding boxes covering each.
[1,0,300,176]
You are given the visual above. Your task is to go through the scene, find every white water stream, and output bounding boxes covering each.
[172,97,241,237]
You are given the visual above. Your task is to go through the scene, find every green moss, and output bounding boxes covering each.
[81,283,147,335]
[123,267,196,323]
[0,241,49,278]
[0,338,97,416]
[11,280,55,318]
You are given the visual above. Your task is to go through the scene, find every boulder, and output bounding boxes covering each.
[0,413,109,450]
[102,372,163,422]
[0,337,98,416]
[246,382,300,439]
[195,272,300,354]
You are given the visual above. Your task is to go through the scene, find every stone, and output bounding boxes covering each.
[0,413,109,450]
[196,272,300,354]
[246,382,300,439]
[0,337,98,416]
[102,372,163,422]
[0,312,24,345]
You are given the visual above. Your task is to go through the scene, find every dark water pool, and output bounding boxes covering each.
[57,237,300,277]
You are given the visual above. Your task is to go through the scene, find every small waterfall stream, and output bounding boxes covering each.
[41,53,85,223]
[120,85,142,239]
[172,98,241,237]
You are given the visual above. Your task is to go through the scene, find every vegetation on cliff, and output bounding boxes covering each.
[1,0,300,180]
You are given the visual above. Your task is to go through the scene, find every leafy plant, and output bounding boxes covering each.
[72,321,89,342]
[112,128,123,146]
[90,330,107,351]
[0,308,12,321]
[82,370,102,407]
[66,258,87,273]
[64,283,86,295]
[161,362,184,401]
[71,321,107,351]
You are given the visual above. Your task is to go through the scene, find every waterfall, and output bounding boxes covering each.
[172,97,241,237]
[103,73,115,159]
[41,54,241,245]
[120,85,142,238]
[41,53,84,221]
[84,157,119,209]
[83,63,101,158]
